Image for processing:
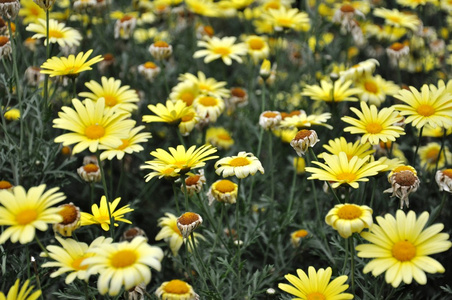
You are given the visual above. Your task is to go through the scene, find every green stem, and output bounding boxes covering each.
[34,236,49,257]
[25,245,31,279]
[160,61,170,96]
[96,151,115,239]
[268,131,274,201]
[349,237,356,296]
[176,128,186,147]
[369,177,376,208]
[412,126,424,167]
[172,182,181,215]
[181,173,189,212]
[433,128,447,176]
[43,10,50,115]
[31,257,45,300]
[235,179,242,298]
[287,157,298,214]
[428,192,447,225]
[256,84,266,157]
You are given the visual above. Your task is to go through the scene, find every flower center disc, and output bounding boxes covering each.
[425,148,439,163]
[59,204,78,224]
[336,172,357,183]
[180,92,195,106]
[48,29,64,39]
[364,81,378,93]
[110,250,137,268]
[392,240,416,261]
[178,212,199,225]
[213,46,231,56]
[117,139,130,150]
[294,229,308,238]
[186,175,201,186]
[164,279,189,294]
[16,209,38,225]
[215,180,235,193]
[229,157,250,167]
[104,95,118,107]
[217,133,231,140]
[416,104,435,117]
[263,112,278,118]
[0,36,9,46]
[72,256,89,270]
[83,163,99,173]
[442,169,452,178]
[249,38,264,50]
[85,124,105,139]
[366,122,383,134]
[337,204,362,220]
[198,96,217,107]
[0,180,12,189]
[307,292,326,300]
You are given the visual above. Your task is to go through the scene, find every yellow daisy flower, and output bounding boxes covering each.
[243,34,270,63]
[422,124,452,138]
[418,142,452,171]
[193,95,225,122]
[342,101,405,145]
[155,279,199,299]
[141,163,180,182]
[41,236,113,284]
[81,196,134,231]
[3,107,20,120]
[355,74,400,107]
[279,111,333,130]
[325,203,373,238]
[318,137,375,160]
[53,98,135,155]
[302,79,361,102]
[178,108,199,136]
[40,49,104,77]
[279,266,353,299]
[19,0,45,24]
[206,126,235,150]
[83,237,163,296]
[79,76,140,113]
[356,210,452,288]
[142,100,192,125]
[169,81,200,106]
[26,18,82,47]
[155,212,203,256]
[193,36,248,65]
[185,0,219,17]
[262,6,310,32]
[392,84,452,129]
[178,71,230,99]
[373,8,421,31]
[215,151,264,179]
[207,179,239,205]
[0,279,41,300]
[0,185,65,244]
[397,0,432,9]
[305,152,387,189]
[339,59,380,82]
[99,125,152,160]
[143,144,218,177]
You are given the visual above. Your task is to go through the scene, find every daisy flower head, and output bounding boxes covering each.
[259,110,282,130]
[342,101,406,145]
[278,266,353,300]
[0,279,41,300]
[41,236,112,284]
[149,40,173,60]
[40,49,104,77]
[339,59,380,82]
[180,169,206,196]
[99,125,152,160]
[262,6,310,32]
[290,129,319,157]
[392,84,452,129]
[177,212,202,239]
[141,163,180,182]
[79,76,140,113]
[26,19,82,48]
[207,179,238,205]
[155,279,200,300]
[178,108,199,136]
[243,34,270,63]
[318,137,374,160]
[53,202,81,237]
[306,152,387,189]
[384,166,420,209]
[205,126,234,150]
[280,111,333,129]
[155,213,203,256]
[138,61,161,82]
[193,36,248,65]
[215,151,264,179]
[301,79,361,102]
[193,95,225,123]
[81,196,134,231]
[53,98,135,155]
[325,203,373,238]
[373,8,421,31]
[355,74,400,107]
[185,0,219,17]
[0,0,20,19]
[143,144,218,176]
[0,184,65,244]
[143,100,192,125]
[178,71,229,99]
[290,229,309,247]
[0,36,12,59]
[356,210,452,288]
[418,142,452,172]
[169,81,200,106]
[83,236,164,296]
[436,169,452,193]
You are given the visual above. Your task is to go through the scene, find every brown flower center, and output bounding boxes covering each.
[178,212,199,225]
[103,53,114,61]
[337,204,362,220]
[263,111,278,118]
[120,15,133,22]
[231,87,246,98]
[59,204,78,224]
[442,169,452,179]
[392,240,416,261]
[0,36,9,46]
[144,61,157,69]
[0,180,12,189]
[294,129,312,141]
[163,279,189,294]
[83,163,99,173]
[389,42,405,51]
[394,171,417,186]
[186,175,201,186]
[154,41,169,47]
[340,4,355,13]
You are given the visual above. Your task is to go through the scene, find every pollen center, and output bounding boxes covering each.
[337,204,362,220]
[231,87,246,97]
[336,172,357,182]
[85,124,105,139]
[364,81,378,93]
[218,133,231,140]
[213,46,231,56]
[59,204,78,224]
[48,29,64,39]
[0,36,9,46]
[340,4,355,13]
[144,62,157,69]
[263,112,278,118]
[163,279,189,294]
[366,122,383,134]
[394,171,417,186]
[390,42,404,51]
[103,95,118,107]
[442,169,452,178]
[110,250,137,268]
[392,240,416,261]
[198,96,217,106]
[215,180,235,193]
[181,113,195,122]
[83,163,99,173]
[276,17,293,27]
[117,139,130,150]
[186,175,201,186]
[249,38,264,50]
[425,148,439,163]
[16,209,38,225]
[180,92,195,106]
[72,256,89,270]
[0,180,12,189]
[307,292,326,300]
[294,129,312,140]
[416,104,435,117]
[154,41,169,47]
[178,212,199,225]
[229,157,250,167]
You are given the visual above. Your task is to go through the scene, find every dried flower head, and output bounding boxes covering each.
[290,129,319,156]
[207,179,238,205]
[121,227,148,242]
[177,212,203,239]
[259,111,282,130]
[0,0,20,19]
[114,15,136,40]
[77,162,101,183]
[149,41,172,60]
[24,66,44,86]
[53,202,81,237]
[291,229,308,247]
[138,61,161,82]
[181,169,206,196]
[436,169,452,193]
[384,168,420,209]
[0,35,11,58]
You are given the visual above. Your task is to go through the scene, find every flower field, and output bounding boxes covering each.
[1,0,452,299]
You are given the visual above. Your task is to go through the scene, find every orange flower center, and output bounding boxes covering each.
[416,104,435,117]
[390,42,404,51]
[0,36,9,46]
[364,81,378,94]
[213,46,231,56]
[163,279,189,294]
[117,139,130,150]
[229,157,250,167]
[217,133,231,140]
[215,180,235,193]
[307,292,326,300]
[110,250,137,268]
[85,124,105,139]
[59,204,78,224]
[162,167,175,175]
[263,111,278,118]
[442,169,452,178]
[294,129,312,140]
[337,204,362,220]
[336,172,357,182]
[103,95,118,107]
[392,240,416,261]
[265,1,280,10]
[180,92,195,106]
[276,17,293,27]
[71,255,90,270]
[0,180,12,189]
[83,163,99,173]
[340,4,355,13]
[48,29,64,39]
[103,53,114,61]
[186,175,201,186]
[248,38,264,50]
[154,41,169,47]
[120,15,133,22]
[231,87,246,98]
[181,112,195,122]
[198,96,217,106]
[393,171,417,186]
[365,122,383,134]
[425,148,439,163]
[144,61,157,69]
[16,209,38,225]
[61,146,71,155]
[178,212,199,225]
[294,229,308,238]
[203,25,214,36]
[388,15,401,24]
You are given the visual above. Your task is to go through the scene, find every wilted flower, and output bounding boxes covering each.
[53,202,81,237]
[290,129,319,156]
[177,212,203,239]
[436,169,452,193]
[384,166,420,209]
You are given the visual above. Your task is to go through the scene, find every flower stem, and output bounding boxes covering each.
[180,173,189,211]
[432,128,446,177]
[43,10,50,115]
[31,257,45,300]
[172,182,181,215]
[256,84,266,158]
[235,179,242,298]
[287,157,298,214]
[349,237,356,296]
[412,126,424,167]
[34,236,49,257]
[96,152,115,239]
[268,131,274,201]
